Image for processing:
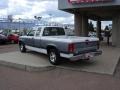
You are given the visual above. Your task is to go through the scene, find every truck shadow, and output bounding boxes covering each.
[60,58,97,67]
[26,50,97,67]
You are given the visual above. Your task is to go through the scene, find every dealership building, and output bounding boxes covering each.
[58,0,120,47]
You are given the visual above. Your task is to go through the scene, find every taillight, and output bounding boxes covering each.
[68,43,75,53]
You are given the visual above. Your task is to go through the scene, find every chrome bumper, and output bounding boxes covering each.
[60,50,102,61]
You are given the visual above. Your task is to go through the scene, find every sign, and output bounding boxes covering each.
[68,0,112,4]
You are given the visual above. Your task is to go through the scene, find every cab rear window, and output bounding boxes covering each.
[43,27,65,36]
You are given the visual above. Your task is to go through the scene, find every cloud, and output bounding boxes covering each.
[102,21,112,29]
[0,0,8,9]
[50,15,74,24]
[7,0,72,23]
[0,0,73,24]
[7,0,32,15]
[0,9,8,17]
[0,0,111,27]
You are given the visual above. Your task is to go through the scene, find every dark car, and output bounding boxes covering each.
[7,34,19,44]
[0,34,8,44]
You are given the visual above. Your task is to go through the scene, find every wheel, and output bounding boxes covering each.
[48,49,60,65]
[11,40,15,44]
[19,43,26,53]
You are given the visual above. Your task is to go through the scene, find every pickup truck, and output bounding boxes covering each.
[19,26,102,65]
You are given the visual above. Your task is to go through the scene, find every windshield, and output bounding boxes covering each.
[43,27,65,36]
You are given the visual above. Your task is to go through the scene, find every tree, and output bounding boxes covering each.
[23,28,27,35]
[88,21,94,32]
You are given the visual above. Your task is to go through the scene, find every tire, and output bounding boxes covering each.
[11,40,15,44]
[19,43,26,53]
[48,49,60,65]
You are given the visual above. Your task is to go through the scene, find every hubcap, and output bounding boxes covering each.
[50,52,56,63]
[11,40,14,43]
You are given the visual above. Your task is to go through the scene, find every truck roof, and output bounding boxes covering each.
[32,26,64,30]
[34,25,64,28]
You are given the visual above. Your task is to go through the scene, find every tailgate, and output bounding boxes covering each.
[75,41,98,54]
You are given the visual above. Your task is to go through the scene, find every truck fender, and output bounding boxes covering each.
[46,44,59,54]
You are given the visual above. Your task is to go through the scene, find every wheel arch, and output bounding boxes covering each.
[19,40,25,45]
[46,45,59,54]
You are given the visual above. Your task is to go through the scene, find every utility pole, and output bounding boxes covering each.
[19,18,21,35]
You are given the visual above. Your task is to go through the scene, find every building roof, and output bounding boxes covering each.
[58,0,120,20]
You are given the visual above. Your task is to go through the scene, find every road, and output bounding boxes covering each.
[0,44,120,90]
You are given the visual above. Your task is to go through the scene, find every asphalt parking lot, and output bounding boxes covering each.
[0,44,19,54]
[0,44,120,90]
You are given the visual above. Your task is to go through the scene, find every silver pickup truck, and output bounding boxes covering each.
[19,26,102,65]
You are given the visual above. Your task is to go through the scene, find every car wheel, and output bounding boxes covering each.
[19,43,26,53]
[48,49,60,65]
[11,40,15,44]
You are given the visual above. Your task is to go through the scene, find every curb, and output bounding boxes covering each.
[0,60,56,72]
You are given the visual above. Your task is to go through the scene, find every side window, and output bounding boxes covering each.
[27,30,35,36]
[51,28,58,35]
[43,27,51,36]
[35,28,41,37]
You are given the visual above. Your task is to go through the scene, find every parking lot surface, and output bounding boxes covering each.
[0,44,18,54]
[0,44,120,90]
[0,45,119,74]
[0,66,120,90]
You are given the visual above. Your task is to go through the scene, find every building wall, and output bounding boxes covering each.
[74,13,88,36]
[112,15,120,47]
[58,0,120,10]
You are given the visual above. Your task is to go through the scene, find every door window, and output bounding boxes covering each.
[27,30,35,36]
[35,28,41,37]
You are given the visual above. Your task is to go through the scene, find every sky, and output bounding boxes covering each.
[0,0,111,28]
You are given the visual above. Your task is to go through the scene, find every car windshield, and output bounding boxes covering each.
[43,27,65,36]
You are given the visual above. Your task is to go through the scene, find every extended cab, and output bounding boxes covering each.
[19,26,102,65]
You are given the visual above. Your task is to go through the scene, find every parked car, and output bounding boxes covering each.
[0,34,8,44]
[7,34,19,44]
[19,26,102,65]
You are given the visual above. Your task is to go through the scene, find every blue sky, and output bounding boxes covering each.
[0,0,111,28]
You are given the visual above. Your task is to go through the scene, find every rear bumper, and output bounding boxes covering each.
[60,50,102,61]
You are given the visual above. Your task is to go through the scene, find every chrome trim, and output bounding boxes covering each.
[26,45,47,54]
[60,50,102,60]
[60,53,74,58]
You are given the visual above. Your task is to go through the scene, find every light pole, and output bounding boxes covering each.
[19,18,21,35]
[34,16,42,26]
[49,14,52,20]
[49,14,53,25]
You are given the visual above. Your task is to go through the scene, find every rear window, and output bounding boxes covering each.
[43,27,65,36]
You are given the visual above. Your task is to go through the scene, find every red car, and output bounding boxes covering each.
[7,34,19,44]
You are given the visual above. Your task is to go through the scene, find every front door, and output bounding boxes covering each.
[25,30,36,47]
[34,27,41,48]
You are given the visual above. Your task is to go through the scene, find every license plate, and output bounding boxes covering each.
[85,53,94,58]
